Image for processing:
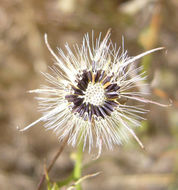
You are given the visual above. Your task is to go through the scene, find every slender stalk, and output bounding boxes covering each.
[73,142,83,190]
[37,136,68,190]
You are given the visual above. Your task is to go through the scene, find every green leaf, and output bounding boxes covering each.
[56,173,74,188]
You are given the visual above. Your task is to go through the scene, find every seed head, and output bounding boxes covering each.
[20,30,166,154]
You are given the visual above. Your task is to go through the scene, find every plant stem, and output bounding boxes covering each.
[37,136,68,190]
[73,142,83,190]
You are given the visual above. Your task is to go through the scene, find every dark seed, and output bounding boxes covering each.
[72,86,85,95]
[91,104,95,116]
[74,88,84,95]
[93,105,100,117]
[102,76,111,85]
[98,70,105,82]
[82,71,89,83]
[98,106,107,118]
[105,100,118,107]
[71,105,79,112]
[82,70,87,77]
[74,89,84,95]
[87,71,92,82]
[94,105,104,118]
[105,91,118,99]
[88,109,92,121]
[102,105,111,116]
[95,70,101,82]
[72,104,84,114]
[86,103,89,114]
[81,78,88,89]
[65,95,78,102]
[114,85,120,91]
[72,104,83,113]
[83,113,88,121]
[73,98,84,106]
[79,103,86,117]
[72,86,78,91]
[106,83,117,91]
[100,106,111,116]
[103,101,114,112]
[77,80,87,91]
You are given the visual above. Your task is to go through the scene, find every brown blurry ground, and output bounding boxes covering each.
[0,0,178,190]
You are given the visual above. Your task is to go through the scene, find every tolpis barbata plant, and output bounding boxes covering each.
[21,29,167,154]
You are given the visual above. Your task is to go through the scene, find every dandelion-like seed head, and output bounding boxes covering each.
[65,68,120,122]
[21,30,166,154]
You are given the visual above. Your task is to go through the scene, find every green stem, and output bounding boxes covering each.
[73,142,83,190]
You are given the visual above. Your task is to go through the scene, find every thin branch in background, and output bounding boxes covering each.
[37,136,68,190]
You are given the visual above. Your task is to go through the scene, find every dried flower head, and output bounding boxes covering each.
[21,30,166,153]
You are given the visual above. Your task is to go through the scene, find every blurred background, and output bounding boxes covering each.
[0,0,178,189]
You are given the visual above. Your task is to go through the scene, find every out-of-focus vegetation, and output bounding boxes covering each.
[0,0,178,190]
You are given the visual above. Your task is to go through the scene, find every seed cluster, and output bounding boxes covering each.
[65,69,120,121]
[84,82,105,105]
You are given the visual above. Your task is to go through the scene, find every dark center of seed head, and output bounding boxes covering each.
[65,69,120,121]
